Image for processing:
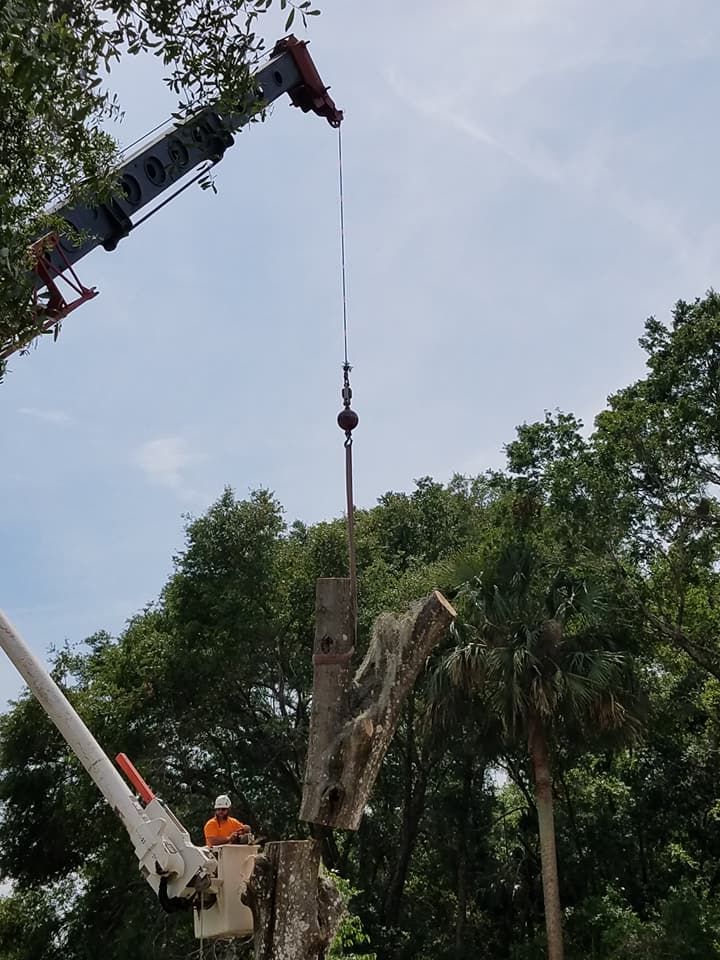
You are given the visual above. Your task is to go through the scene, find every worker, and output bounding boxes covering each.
[203,794,251,847]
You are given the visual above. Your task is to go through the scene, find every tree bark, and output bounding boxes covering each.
[245,839,344,960]
[301,584,456,830]
[636,819,649,901]
[301,579,356,826]
[557,766,582,862]
[382,699,431,926]
[528,714,564,960]
[455,753,474,952]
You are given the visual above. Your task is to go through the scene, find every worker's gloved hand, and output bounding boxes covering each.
[230,826,253,844]
[232,832,254,845]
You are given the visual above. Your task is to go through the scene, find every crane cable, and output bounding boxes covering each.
[335,126,359,630]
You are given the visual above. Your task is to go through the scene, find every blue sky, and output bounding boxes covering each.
[3,0,720,706]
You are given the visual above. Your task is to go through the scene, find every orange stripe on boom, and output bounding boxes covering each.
[116,753,155,804]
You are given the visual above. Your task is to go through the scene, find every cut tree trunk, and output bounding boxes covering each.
[300,580,456,830]
[528,713,564,960]
[245,839,344,960]
[301,578,355,826]
[243,582,454,957]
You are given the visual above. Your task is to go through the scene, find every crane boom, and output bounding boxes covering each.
[4,36,342,359]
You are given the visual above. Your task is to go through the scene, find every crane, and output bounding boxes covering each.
[2,35,342,362]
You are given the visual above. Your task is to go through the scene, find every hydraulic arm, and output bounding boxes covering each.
[3,36,342,359]
[0,611,212,900]
[0,609,257,937]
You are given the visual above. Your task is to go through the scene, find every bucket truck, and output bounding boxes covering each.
[0,609,259,939]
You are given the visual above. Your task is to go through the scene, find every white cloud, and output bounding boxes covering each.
[18,407,73,425]
[132,437,201,500]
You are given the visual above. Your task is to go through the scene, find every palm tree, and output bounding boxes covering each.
[441,543,639,960]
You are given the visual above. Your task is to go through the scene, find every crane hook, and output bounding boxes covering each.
[337,361,359,445]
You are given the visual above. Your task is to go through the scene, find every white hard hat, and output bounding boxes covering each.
[214,794,231,809]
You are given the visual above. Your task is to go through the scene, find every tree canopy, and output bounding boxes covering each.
[4,292,720,959]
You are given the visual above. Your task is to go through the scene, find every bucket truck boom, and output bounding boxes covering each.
[0,610,256,938]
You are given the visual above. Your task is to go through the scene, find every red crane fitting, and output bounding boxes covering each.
[273,35,344,127]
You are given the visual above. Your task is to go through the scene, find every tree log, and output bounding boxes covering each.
[301,579,355,825]
[245,839,344,960]
[300,584,456,830]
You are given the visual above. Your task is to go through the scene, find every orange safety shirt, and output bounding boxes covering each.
[203,815,248,846]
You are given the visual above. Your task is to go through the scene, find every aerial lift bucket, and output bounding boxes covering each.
[194,843,259,939]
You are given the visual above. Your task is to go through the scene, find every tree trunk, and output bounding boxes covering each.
[247,583,455,956]
[636,819,649,901]
[528,714,564,960]
[382,698,431,925]
[301,583,456,829]
[557,767,582,861]
[455,752,475,952]
[245,839,344,960]
[302,579,355,821]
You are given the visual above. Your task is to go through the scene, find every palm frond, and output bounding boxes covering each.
[443,642,488,692]
[436,539,639,748]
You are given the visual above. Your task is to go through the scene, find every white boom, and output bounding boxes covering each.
[0,611,238,920]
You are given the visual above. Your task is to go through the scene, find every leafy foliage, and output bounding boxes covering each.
[6,294,720,957]
[327,874,376,960]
